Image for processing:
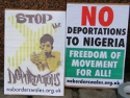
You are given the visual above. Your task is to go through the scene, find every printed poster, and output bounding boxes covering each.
[65,4,129,88]
[4,10,65,96]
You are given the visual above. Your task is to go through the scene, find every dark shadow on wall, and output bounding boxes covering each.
[125,6,130,74]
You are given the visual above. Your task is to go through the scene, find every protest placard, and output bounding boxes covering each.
[65,3,129,88]
[4,10,65,96]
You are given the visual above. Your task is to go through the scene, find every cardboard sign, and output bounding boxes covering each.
[4,10,65,96]
[65,3,129,88]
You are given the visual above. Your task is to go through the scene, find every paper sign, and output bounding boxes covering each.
[4,10,65,96]
[65,3,129,88]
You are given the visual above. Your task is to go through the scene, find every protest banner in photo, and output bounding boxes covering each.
[65,3,129,88]
[4,10,65,96]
